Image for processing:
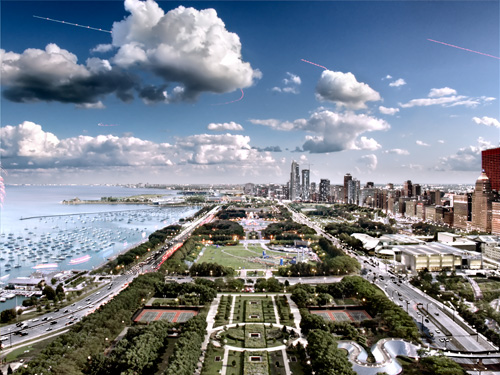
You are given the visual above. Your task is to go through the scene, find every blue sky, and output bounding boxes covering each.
[1,0,499,185]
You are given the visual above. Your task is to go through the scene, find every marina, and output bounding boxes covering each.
[0,185,200,311]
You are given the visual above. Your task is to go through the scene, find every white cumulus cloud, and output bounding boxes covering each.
[389,78,406,87]
[0,121,174,168]
[436,137,494,171]
[207,122,244,131]
[379,106,400,115]
[272,72,301,94]
[429,87,457,97]
[250,109,389,153]
[111,1,261,100]
[315,70,381,109]
[472,116,500,128]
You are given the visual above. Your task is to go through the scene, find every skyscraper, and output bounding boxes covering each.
[343,173,352,203]
[403,180,413,197]
[471,172,494,232]
[319,179,330,202]
[302,169,310,201]
[289,161,300,201]
[482,147,500,192]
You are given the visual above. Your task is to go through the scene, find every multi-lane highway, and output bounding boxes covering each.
[2,205,220,350]
[283,202,498,354]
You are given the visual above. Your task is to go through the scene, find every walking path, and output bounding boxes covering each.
[271,295,280,325]
[228,295,236,324]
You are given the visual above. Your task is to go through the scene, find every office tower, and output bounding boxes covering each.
[302,169,310,201]
[482,147,500,192]
[343,173,352,203]
[403,180,413,197]
[319,179,330,202]
[453,193,472,230]
[492,202,500,235]
[290,161,300,201]
[412,184,421,197]
[347,178,359,205]
[471,172,494,232]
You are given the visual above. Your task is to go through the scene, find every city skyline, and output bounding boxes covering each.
[1,0,499,185]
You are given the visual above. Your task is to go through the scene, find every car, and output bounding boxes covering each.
[46,327,52,332]
[435,329,441,334]
[86,298,91,302]
[71,303,76,306]
[439,338,445,342]
[96,292,100,295]
[435,312,439,316]
[65,321,74,326]
[50,321,57,325]
[64,309,69,313]
[42,317,48,321]
[425,318,429,323]
[0,336,8,342]
[19,331,28,336]
[16,322,23,327]
[31,318,39,322]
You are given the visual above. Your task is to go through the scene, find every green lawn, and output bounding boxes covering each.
[200,344,225,375]
[232,296,276,324]
[197,245,267,269]
[243,351,269,375]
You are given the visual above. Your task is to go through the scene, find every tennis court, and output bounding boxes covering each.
[134,309,198,323]
[311,310,371,322]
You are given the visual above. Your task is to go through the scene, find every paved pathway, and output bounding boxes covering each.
[271,295,280,324]
[228,295,236,324]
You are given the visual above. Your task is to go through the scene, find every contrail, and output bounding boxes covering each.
[427,39,500,60]
[301,59,328,70]
[33,15,112,33]
[212,89,244,105]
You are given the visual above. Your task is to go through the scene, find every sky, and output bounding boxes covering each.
[1,0,499,186]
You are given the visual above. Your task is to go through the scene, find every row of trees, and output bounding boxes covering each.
[189,262,235,277]
[17,273,163,375]
[164,314,207,375]
[89,320,172,375]
[291,277,420,342]
[262,220,316,240]
[277,256,360,277]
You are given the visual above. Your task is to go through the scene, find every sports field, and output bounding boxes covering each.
[311,310,371,322]
[196,244,292,269]
[134,309,198,323]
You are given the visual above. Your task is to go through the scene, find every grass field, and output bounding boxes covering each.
[196,245,266,269]
[232,296,276,324]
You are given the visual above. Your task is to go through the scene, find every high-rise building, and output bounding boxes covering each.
[453,193,472,230]
[347,178,359,204]
[412,184,421,197]
[482,147,500,192]
[319,179,330,202]
[403,180,413,197]
[471,172,494,232]
[302,169,310,201]
[343,173,352,203]
[289,161,300,201]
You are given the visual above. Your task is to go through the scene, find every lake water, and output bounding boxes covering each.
[0,185,199,310]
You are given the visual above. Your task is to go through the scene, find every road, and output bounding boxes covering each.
[283,202,498,354]
[1,206,221,350]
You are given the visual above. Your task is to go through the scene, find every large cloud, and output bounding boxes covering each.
[250,109,389,153]
[1,120,278,173]
[0,121,174,168]
[111,1,261,100]
[1,1,261,105]
[436,137,494,171]
[315,70,381,109]
[1,44,137,106]
[175,133,275,165]
[357,154,378,170]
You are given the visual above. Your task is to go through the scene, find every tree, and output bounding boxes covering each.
[43,285,56,300]
[7,366,12,375]
[56,283,65,297]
